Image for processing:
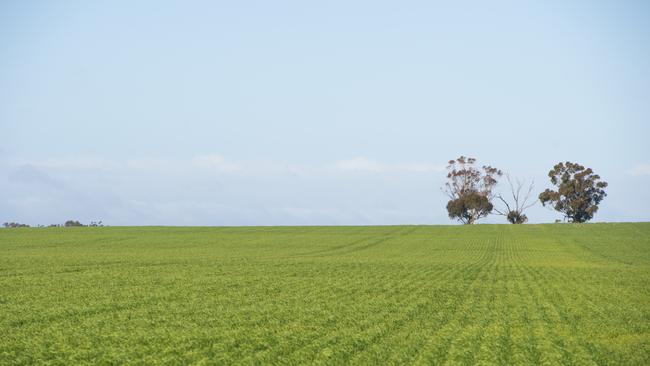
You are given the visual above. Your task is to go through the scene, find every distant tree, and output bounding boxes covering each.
[64,220,85,227]
[88,221,104,227]
[3,222,30,228]
[494,175,536,224]
[443,156,502,224]
[539,162,607,223]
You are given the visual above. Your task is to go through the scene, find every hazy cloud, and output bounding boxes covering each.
[0,155,453,225]
[627,164,650,177]
[335,157,385,172]
[11,157,117,170]
[335,157,445,173]
[191,154,243,172]
[8,164,67,189]
[396,163,445,173]
[125,158,170,170]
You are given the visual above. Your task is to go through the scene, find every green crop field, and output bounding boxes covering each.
[1,224,649,365]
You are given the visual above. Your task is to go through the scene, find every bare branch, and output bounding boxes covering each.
[493,195,511,216]
[495,175,536,224]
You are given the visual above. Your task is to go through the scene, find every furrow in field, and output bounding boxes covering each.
[436,235,502,366]
[274,264,441,363]
[343,260,486,364]
[298,227,416,258]
[402,237,498,365]
[526,264,647,364]
[267,230,478,363]
[520,262,596,365]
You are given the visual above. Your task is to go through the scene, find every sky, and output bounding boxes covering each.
[1,0,649,226]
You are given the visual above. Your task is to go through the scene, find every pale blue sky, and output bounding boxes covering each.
[1,0,649,225]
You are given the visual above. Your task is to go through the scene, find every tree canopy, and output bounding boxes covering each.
[443,156,502,224]
[538,162,607,223]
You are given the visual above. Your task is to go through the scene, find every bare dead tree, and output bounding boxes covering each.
[494,175,536,224]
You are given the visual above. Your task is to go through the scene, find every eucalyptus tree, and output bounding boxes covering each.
[443,156,502,224]
[539,162,607,223]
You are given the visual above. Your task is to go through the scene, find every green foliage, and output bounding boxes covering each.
[1,224,649,365]
[443,156,502,224]
[2,222,30,228]
[64,220,85,227]
[539,162,608,223]
[446,192,493,224]
[506,210,527,224]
